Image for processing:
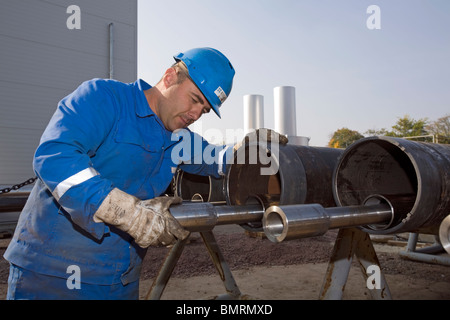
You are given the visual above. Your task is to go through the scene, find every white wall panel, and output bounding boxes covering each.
[0,0,137,184]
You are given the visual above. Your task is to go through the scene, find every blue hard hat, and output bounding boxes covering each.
[174,47,235,118]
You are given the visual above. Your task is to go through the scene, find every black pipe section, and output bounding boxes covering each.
[174,170,227,203]
[226,136,343,231]
[333,136,450,235]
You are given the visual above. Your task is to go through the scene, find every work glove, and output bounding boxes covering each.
[254,128,289,145]
[94,188,190,248]
[233,128,289,153]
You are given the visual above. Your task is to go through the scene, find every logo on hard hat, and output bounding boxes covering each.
[214,86,227,104]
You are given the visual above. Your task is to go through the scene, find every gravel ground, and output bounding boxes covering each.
[1,228,449,300]
[140,229,450,284]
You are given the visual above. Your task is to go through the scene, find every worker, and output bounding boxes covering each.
[4,47,235,300]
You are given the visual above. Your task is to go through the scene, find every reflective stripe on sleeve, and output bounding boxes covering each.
[53,167,100,201]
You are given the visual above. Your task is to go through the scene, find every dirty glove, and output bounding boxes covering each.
[233,128,288,153]
[94,188,190,248]
[254,128,289,145]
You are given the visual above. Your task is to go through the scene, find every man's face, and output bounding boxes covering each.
[159,70,212,132]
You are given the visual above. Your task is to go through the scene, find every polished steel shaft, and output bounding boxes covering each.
[169,202,264,232]
[263,195,394,243]
[169,194,394,240]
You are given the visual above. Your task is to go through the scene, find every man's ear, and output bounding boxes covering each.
[162,67,178,88]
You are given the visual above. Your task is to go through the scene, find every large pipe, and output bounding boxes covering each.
[333,136,450,235]
[174,169,226,203]
[274,86,296,138]
[169,202,264,232]
[274,86,310,146]
[263,194,393,243]
[227,130,343,215]
[243,95,264,135]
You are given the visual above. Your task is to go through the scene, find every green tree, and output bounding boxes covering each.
[364,114,429,140]
[328,128,364,149]
[389,115,428,138]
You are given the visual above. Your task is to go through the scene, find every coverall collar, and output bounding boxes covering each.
[135,79,181,149]
[135,79,154,118]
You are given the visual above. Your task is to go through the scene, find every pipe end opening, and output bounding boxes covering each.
[263,206,286,243]
[334,139,418,234]
[362,194,395,231]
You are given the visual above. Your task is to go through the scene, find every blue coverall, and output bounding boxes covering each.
[4,78,230,299]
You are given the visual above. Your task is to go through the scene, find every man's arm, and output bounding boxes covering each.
[34,79,117,239]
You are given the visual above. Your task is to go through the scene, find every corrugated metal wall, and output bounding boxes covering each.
[0,0,137,185]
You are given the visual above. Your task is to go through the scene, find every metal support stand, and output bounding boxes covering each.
[319,228,392,300]
[145,235,190,300]
[145,231,243,300]
[399,232,450,266]
[146,227,394,300]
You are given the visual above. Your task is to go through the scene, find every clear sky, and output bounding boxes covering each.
[137,0,450,147]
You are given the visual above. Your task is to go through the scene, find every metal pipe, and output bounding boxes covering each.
[408,234,445,254]
[327,204,392,229]
[169,202,264,232]
[227,134,343,208]
[213,203,263,226]
[243,95,264,135]
[0,192,29,213]
[440,215,450,254]
[174,170,227,203]
[399,250,450,266]
[399,232,448,265]
[288,136,311,146]
[333,136,450,235]
[274,86,296,138]
[263,195,393,243]
[226,136,343,232]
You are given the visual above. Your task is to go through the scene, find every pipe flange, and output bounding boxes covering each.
[439,214,450,254]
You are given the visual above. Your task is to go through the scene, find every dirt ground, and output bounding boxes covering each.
[1,226,449,300]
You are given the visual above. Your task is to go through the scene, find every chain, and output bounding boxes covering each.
[0,177,37,194]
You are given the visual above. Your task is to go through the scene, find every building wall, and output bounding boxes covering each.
[0,0,137,185]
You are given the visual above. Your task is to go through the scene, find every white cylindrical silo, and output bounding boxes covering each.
[274,86,297,137]
[243,94,264,135]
